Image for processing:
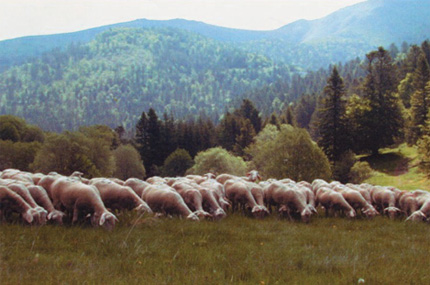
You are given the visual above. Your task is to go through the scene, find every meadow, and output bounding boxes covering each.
[2,144,430,284]
[1,212,430,284]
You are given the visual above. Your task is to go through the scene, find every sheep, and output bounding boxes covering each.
[196,185,227,220]
[199,179,231,211]
[224,179,269,218]
[334,185,378,218]
[0,179,48,224]
[141,184,199,221]
[370,186,401,219]
[146,176,167,184]
[124,178,151,197]
[50,177,119,230]
[316,187,356,218]
[171,180,212,219]
[263,181,312,222]
[89,178,153,214]
[27,185,66,224]
[0,186,40,224]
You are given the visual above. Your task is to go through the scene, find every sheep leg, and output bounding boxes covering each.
[72,202,79,224]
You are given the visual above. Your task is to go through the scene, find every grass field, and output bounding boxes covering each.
[2,144,430,284]
[363,144,430,190]
[1,212,430,284]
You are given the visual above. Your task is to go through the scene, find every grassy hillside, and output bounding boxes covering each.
[362,144,430,191]
[1,213,430,284]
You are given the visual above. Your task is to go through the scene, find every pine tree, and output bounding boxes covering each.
[135,111,149,164]
[316,67,350,163]
[350,47,403,155]
[237,99,262,134]
[233,118,256,157]
[284,105,297,126]
[410,54,430,143]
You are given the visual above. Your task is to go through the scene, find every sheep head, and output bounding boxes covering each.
[406,211,426,222]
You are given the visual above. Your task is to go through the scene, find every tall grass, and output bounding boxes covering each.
[2,212,430,284]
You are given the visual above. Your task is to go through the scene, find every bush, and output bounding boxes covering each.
[349,161,373,183]
[0,140,42,171]
[247,124,331,181]
[32,131,114,177]
[162,149,194,177]
[187,147,247,176]
[113,144,146,180]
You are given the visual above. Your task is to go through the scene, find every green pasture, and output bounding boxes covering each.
[1,212,430,284]
[363,144,430,190]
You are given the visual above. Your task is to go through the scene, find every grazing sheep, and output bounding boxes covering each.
[141,184,199,221]
[316,187,356,218]
[216,174,238,185]
[0,179,48,224]
[125,178,151,197]
[225,179,268,218]
[398,192,419,216]
[196,185,227,220]
[406,200,430,222]
[199,179,231,211]
[264,181,312,222]
[0,186,39,224]
[90,178,152,214]
[50,177,119,230]
[27,185,66,224]
[335,186,378,218]
[370,187,401,219]
[171,180,212,219]
[311,179,329,195]
[146,176,167,184]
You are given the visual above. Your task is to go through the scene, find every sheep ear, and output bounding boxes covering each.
[257,175,262,180]
[99,213,106,226]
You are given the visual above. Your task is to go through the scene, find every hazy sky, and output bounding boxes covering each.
[0,0,366,41]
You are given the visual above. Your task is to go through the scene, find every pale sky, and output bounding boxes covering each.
[0,0,366,41]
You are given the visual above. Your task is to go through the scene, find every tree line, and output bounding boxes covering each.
[2,40,430,182]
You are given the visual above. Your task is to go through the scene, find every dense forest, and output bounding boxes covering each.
[0,26,416,133]
[2,38,430,182]
[0,27,294,132]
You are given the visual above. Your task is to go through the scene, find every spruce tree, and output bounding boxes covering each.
[316,66,350,163]
[350,47,403,155]
[410,53,430,143]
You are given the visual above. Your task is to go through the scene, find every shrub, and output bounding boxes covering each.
[187,147,247,176]
[349,161,373,183]
[162,149,194,177]
[113,144,146,180]
[247,124,331,181]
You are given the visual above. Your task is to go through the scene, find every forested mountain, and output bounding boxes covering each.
[0,28,292,132]
[1,0,429,71]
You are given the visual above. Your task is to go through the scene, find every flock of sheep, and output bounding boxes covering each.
[1,168,429,230]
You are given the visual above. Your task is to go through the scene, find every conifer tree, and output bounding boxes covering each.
[410,53,430,143]
[316,67,350,163]
[349,47,403,155]
[237,99,262,134]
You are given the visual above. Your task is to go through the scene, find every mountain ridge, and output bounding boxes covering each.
[1,0,430,71]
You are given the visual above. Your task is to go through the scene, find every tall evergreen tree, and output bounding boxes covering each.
[233,118,256,157]
[410,53,430,143]
[350,47,403,155]
[237,99,262,134]
[135,111,149,164]
[316,67,350,163]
